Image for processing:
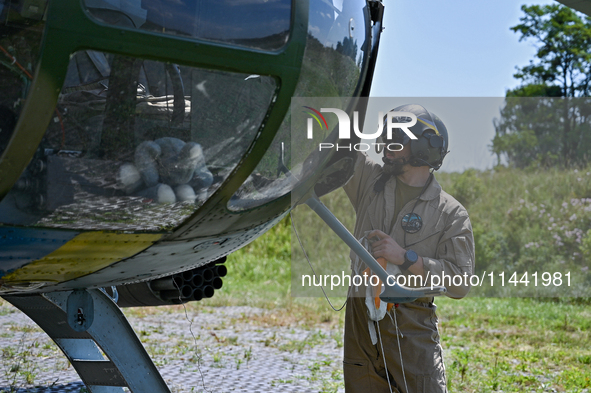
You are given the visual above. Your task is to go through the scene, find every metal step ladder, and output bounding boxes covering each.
[3,289,171,393]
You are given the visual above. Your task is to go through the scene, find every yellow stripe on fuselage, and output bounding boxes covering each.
[1,232,162,284]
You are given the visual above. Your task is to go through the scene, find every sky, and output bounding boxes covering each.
[366,0,558,172]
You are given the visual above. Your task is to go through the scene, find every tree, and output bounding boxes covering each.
[492,5,591,168]
[511,4,591,97]
[335,37,358,62]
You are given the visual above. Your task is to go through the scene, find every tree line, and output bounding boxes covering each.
[492,4,591,168]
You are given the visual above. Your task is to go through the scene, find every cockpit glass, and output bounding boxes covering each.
[0,0,45,158]
[228,0,369,210]
[84,0,292,51]
[0,51,277,231]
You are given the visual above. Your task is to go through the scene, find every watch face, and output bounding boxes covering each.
[406,249,418,263]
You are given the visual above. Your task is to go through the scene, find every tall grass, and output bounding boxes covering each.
[439,167,591,296]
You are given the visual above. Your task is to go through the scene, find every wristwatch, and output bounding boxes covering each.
[400,249,418,271]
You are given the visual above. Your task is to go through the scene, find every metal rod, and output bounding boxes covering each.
[304,195,446,303]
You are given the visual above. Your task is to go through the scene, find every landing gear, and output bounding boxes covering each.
[3,289,171,393]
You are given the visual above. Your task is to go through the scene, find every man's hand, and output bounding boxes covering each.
[367,229,425,277]
[367,229,405,265]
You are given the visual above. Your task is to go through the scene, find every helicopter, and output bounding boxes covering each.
[0,0,386,391]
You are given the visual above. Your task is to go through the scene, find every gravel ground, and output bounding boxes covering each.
[0,304,345,393]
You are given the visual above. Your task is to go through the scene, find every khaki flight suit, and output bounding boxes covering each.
[343,153,475,393]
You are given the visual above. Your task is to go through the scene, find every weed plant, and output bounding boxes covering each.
[1,328,39,392]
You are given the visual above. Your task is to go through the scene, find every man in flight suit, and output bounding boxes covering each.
[342,104,475,393]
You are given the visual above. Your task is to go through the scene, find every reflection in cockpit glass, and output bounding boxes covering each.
[85,0,292,51]
[228,0,368,211]
[0,51,277,231]
[0,0,45,158]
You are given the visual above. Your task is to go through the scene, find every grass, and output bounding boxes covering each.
[439,296,591,392]
[0,329,40,392]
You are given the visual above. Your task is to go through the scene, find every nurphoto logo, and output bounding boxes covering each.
[303,107,418,152]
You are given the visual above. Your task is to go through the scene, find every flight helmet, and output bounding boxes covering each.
[375,104,449,170]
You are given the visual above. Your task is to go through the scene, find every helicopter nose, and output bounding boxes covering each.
[0,0,375,234]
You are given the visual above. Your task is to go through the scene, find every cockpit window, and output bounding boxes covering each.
[228,0,368,210]
[0,51,277,231]
[84,0,292,51]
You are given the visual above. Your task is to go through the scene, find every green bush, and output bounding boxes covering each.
[437,166,591,295]
[447,169,484,207]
